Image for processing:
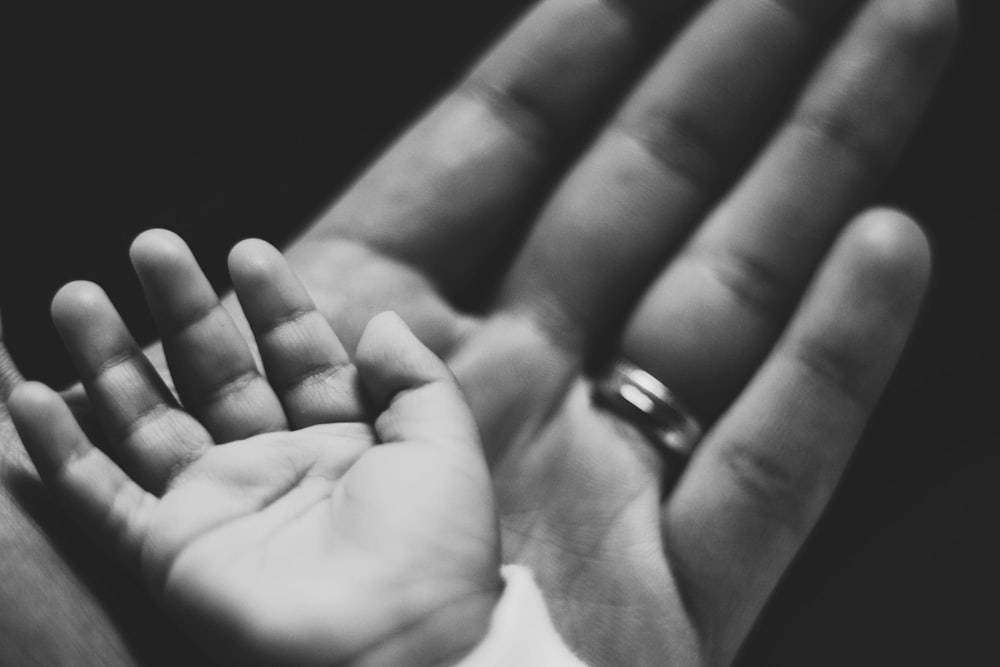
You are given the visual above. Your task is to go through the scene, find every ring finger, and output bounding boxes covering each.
[620,0,955,422]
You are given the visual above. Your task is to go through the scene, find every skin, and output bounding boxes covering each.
[0,0,957,664]
[10,236,502,667]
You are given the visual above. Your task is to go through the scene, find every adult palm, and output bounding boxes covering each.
[276,0,954,664]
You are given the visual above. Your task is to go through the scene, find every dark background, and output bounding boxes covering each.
[1,2,997,665]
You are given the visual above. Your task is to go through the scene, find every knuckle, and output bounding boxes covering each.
[717,437,822,539]
[790,332,875,412]
[458,76,557,157]
[695,247,792,321]
[792,105,892,180]
[619,108,728,191]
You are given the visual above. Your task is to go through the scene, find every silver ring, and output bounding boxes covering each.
[593,359,703,458]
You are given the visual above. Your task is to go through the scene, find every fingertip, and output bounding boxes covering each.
[356,313,479,450]
[129,229,218,325]
[228,239,319,338]
[357,311,425,368]
[364,310,413,341]
[847,208,932,307]
[228,237,280,264]
[8,381,80,476]
[50,281,111,329]
[129,227,187,258]
[228,238,287,290]
[9,380,59,415]
[129,229,197,282]
[853,208,931,264]
[356,311,453,405]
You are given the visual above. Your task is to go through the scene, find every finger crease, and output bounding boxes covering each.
[787,337,874,414]
[196,367,266,410]
[717,438,815,540]
[458,78,557,158]
[115,400,176,445]
[276,362,353,396]
[84,347,146,384]
[693,247,793,321]
[253,306,316,338]
[158,300,227,340]
[615,116,728,199]
[791,109,891,184]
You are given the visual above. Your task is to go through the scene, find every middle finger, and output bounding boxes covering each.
[498,0,861,353]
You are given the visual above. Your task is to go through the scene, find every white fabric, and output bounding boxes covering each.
[456,564,588,667]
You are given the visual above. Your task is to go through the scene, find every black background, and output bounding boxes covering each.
[1,2,998,665]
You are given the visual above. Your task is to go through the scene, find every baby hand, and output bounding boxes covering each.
[9,230,501,667]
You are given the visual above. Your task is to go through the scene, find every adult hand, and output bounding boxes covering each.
[279,0,955,664]
[0,0,956,665]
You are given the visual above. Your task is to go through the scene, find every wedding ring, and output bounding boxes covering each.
[593,359,703,458]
